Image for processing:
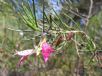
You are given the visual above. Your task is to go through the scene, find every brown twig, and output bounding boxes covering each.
[85,0,93,31]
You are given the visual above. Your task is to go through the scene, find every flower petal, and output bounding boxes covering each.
[15,49,34,56]
[42,42,54,63]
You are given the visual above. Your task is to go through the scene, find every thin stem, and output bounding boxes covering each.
[27,0,36,21]
[43,0,45,32]
[74,34,80,57]
[53,9,71,29]
[32,0,38,27]
[47,14,52,32]
[85,0,93,31]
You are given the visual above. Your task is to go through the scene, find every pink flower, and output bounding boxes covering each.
[15,49,35,67]
[15,49,34,56]
[42,42,54,63]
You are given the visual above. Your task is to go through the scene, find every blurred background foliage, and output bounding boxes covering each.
[0,0,102,76]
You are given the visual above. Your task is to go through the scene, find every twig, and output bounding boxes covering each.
[48,30,96,51]
[69,10,84,19]
[74,34,80,57]
[85,0,93,29]
[64,0,87,19]
[7,28,33,32]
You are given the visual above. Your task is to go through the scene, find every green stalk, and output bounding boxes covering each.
[42,0,45,32]
[26,0,36,21]
[20,2,40,31]
[32,0,38,27]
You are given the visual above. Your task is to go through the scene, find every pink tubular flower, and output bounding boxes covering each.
[15,49,34,56]
[42,42,54,63]
[15,49,35,67]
